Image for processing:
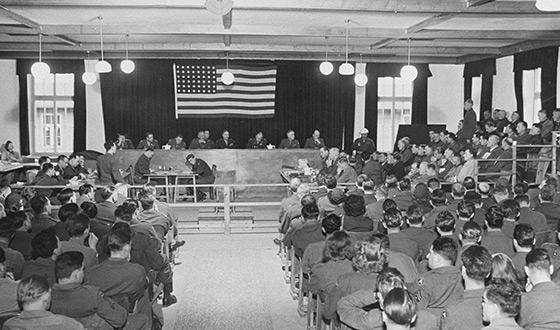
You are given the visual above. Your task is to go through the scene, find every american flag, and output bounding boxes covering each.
[173,63,276,118]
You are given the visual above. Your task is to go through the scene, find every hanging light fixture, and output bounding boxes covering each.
[31,33,51,79]
[120,34,135,74]
[82,51,97,85]
[354,54,368,87]
[339,21,354,75]
[95,16,112,73]
[400,38,418,81]
[221,52,235,85]
[320,36,333,75]
[536,0,560,11]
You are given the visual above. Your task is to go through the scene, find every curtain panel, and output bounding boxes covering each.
[463,58,496,117]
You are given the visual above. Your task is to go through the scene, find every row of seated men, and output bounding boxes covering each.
[0,183,183,329]
[277,174,560,329]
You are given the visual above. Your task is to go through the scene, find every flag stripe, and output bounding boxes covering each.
[174,63,276,118]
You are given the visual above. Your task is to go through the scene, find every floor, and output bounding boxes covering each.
[162,233,306,330]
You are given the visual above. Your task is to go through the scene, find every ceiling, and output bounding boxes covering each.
[0,0,559,64]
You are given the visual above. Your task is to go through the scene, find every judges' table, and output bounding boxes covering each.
[113,149,323,199]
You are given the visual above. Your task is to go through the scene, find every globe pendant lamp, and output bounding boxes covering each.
[82,51,97,85]
[339,22,354,75]
[95,16,112,73]
[120,34,135,74]
[31,34,51,79]
[400,38,418,81]
[320,36,333,75]
[354,54,368,87]
[536,0,560,11]
[221,52,234,85]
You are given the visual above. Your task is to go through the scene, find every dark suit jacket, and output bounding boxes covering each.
[96,153,125,185]
[134,154,151,179]
[460,108,477,141]
[304,137,325,149]
[534,202,560,230]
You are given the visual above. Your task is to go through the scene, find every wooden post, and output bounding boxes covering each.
[224,185,231,235]
[512,141,517,187]
[553,132,558,190]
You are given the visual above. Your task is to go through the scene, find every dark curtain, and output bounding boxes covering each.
[364,63,432,142]
[16,59,86,155]
[99,60,355,151]
[463,58,496,118]
[514,46,559,116]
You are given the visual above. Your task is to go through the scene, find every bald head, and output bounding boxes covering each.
[289,178,302,193]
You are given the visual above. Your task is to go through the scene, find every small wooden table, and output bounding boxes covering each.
[144,170,197,203]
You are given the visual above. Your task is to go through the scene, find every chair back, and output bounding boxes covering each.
[215,170,236,184]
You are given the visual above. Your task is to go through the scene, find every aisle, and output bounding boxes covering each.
[163,234,306,330]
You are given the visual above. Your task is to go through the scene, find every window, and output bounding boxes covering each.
[376,77,413,152]
[29,74,74,154]
[522,68,542,127]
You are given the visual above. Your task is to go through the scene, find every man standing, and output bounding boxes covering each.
[97,141,126,186]
[185,154,215,200]
[351,128,375,159]
[279,130,300,149]
[304,130,325,149]
[167,134,186,149]
[137,132,160,150]
[460,99,477,143]
[215,129,236,149]
[134,147,154,184]
[536,109,554,183]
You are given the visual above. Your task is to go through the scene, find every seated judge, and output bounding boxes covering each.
[304,130,325,149]
[246,131,267,149]
[167,134,186,150]
[115,133,134,150]
[204,130,215,149]
[137,132,160,150]
[279,130,300,149]
[189,131,212,149]
[215,129,236,149]
[134,148,154,184]
[1,140,22,163]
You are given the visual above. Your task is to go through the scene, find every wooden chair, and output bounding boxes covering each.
[214,170,236,202]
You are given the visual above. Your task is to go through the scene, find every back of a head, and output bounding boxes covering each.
[114,204,134,222]
[325,175,337,189]
[405,204,424,225]
[513,223,534,248]
[485,278,521,318]
[382,199,397,212]
[79,201,98,219]
[57,188,74,205]
[376,267,405,297]
[398,178,411,192]
[430,189,446,206]
[17,274,51,310]
[0,220,15,240]
[31,228,58,259]
[344,195,366,217]
[6,211,28,230]
[300,194,316,208]
[322,214,342,234]
[499,199,520,220]
[435,211,456,233]
[514,194,530,206]
[301,204,319,221]
[78,183,94,197]
[289,178,302,193]
[485,206,504,229]
[383,288,417,327]
[427,178,441,191]
[107,227,132,252]
[464,191,482,205]
[463,177,476,190]
[461,221,482,243]
[353,236,388,275]
[66,214,90,237]
[103,141,114,151]
[513,182,529,196]
[478,182,491,195]
[323,231,353,262]
[297,184,310,197]
[383,208,403,229]
[58,203,79,222]
[525,248,551,271]
[492,186,509,199]
[457,201,475,219]
[55,251,84,282]
[139,191,155,210]
[451,183,466,198]
[491,253,523,286]
[100,185,116,201]
[461,245,492,281]
[540,184,555,202]
[385,175,398,189]
[432,236,458,265]
[30,195,48,214]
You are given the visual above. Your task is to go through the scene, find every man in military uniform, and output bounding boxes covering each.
[115,133,134,150]
[167,134,186,149]
[50,251,149,330]
[279,130,300,149]
[246,131,268,149]
[136,132,160,150]
[441,245,492,330]
[351,128,376,159]
[189,131,212,149]
[304,130,325,149]
[215,129,236,149]
[408,236,463,317]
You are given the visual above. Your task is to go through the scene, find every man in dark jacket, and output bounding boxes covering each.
[185,154,215,200]
[133,148,154,184]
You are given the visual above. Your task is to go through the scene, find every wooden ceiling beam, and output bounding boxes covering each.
[458,39,560,63]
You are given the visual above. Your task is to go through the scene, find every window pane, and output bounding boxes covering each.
[56,74,75,96]
[378,77,393,97]
[44,74,55,96]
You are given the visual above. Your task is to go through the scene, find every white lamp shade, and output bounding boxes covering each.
[536,0,560,11]
[319,61,334,75]
[339,62,355,75]
[31,62,51,79]
[354,73,368,87]
[221,71,235,85]
[400,65,418,81]
[95,60,112,73]
[82,71,97,85]
[120,60,135,74]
